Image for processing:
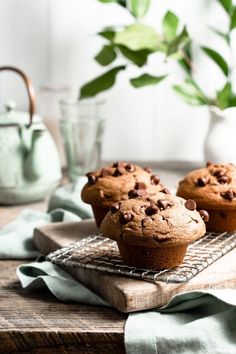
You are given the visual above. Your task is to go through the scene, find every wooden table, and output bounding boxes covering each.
[0,164,201,353]
[0,202,126,353]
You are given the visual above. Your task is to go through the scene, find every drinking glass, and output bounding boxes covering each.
[39,85,72,166]
[59,98,105,181]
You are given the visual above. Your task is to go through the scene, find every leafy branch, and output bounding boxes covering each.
[79,4,191,98]
[173,0,236,109]
[79,0,236,110]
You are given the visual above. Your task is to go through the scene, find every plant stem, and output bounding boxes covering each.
[179,49,196,73]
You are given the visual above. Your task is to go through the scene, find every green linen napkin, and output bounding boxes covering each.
[17,259,236,354]
[0,177,92,259]
[125,289,236,354]
[48,178,92,219]
[17,258,109,307]
[0,208,81,259]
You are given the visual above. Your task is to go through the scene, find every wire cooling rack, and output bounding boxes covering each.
[47,231,236,284]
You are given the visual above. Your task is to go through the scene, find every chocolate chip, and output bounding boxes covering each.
[217,175,229,184]
[86,172,97,185]
[110,204,120,213]
[160,188,171,195]
[220,190,236,201]
[144,166,152,173]
[185,199,197,211]
[145,205,158,216]
[157,199,173,210]
[125,163,135,172]
[128,189,139,198]
[113,167,126,176]
[206,161,213,167]
[151,175,160,185]
[213,169,225,178]
[135,182,147,190]
[199,210,209,222]
[113,161,125,168]
[196,177,208,187]
[100,168,112,177]
[128,189,148,199]
[120,211,133,224]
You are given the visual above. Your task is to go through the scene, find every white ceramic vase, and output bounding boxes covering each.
[204,106,236,164]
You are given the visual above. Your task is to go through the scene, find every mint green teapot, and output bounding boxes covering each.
[0,66,62,204]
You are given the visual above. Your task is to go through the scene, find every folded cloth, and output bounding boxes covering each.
[0,177,92,259]
[17,259,236,354]
[125,289,236,354]
[48,177,92,219]
[17,258,109,307]
[0,208,82,259]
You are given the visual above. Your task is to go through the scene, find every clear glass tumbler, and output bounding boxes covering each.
[59,98,105,181]
[39,85,71,167]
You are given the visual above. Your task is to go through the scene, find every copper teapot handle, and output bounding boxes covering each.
[0,66,36,127]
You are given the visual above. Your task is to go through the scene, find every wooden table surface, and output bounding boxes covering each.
[0,164,201,353]
[0,201,126,354]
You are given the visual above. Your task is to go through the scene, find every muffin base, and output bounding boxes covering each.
[206,209,236,232]
[92,206,109,228]
[117,241,187,270]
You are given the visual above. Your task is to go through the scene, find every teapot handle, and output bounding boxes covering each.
[0,66,36,127]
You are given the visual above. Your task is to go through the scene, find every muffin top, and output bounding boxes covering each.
[177,162,236,210]
[81,162,165,208]
[100,192,206,248]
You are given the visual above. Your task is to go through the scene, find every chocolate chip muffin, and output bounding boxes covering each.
[100,193,206,270]
[177,162,236,232]
[81,162,165,227]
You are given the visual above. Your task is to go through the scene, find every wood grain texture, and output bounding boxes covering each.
[0,190,126,354]
[34,220,236,313]
[0,260,126,353]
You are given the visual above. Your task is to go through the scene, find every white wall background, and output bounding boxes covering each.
[0,0,234,163]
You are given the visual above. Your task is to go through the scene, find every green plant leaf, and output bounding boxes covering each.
[173,85,207,105]
[130,73,166,88]
[178,41,192,75]
[114,23,160,51]
[98,0,126,7]
[202,47,229,76]
[209,26,230,43]
[185,77,208,101]
[167,26,189,56]
[118,0,126,6]
[128,0,151,18]
[229,98,236,107]
[216,82,236,109]
[218,0,232,13]
[173,76,209,105]
[230,6,236,30]
[118,45,150,66]
[216,82,231,109]
[178,58,191,74]
[79,65,126,99]
[162,11,179,41]
[98,30,116,41]
[95,45,117,66]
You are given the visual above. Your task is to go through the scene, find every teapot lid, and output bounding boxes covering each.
[0,100,42,126]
